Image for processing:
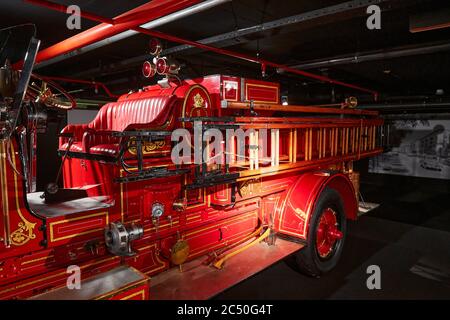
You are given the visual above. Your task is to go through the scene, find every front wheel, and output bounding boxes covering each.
[294,187,347,277]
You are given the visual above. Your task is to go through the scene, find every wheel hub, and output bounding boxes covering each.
[316,208,343,259]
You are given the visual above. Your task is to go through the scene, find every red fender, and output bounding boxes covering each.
[275,172,357,240]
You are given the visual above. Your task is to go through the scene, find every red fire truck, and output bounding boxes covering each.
[0,26,383,299]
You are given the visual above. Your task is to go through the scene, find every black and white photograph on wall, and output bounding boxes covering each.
[369,120,450,180]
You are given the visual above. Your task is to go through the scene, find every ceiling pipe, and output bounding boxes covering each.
[26,0,379,98]
[359,102,450,112]
[38,75,119,98]
[18,0,203,67]
[32,0,231,69]
[281,42,450,70]
[139,0,230,30]
[383,113,450,120]
[410,9,450,33]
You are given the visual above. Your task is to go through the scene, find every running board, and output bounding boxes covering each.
[29,266,149,300]
[358,202,380,216]
[150,238,303,300]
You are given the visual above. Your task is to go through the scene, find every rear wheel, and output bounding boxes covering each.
[294,187,347,277]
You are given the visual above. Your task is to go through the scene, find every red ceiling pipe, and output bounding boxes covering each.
[18,0,202,67]
[38,75,119,98]
[24,0,379,98]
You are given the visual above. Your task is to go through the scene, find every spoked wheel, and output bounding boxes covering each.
[294,188,347,277]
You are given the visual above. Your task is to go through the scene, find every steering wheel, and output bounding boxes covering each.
[26,74,76,110]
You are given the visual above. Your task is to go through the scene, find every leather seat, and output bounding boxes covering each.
[59,95,177,158]
[88,144,119,156]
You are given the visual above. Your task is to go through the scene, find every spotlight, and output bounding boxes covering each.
[142,61,156,78]
[156,57,180,75]
[156,57,169,75]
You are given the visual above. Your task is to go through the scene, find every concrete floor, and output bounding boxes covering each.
[215,176,450,300]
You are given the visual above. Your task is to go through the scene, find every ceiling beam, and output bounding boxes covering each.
[383,113,450,119]
[281,41,450,71]
[359,102,450,113]
[162,0,392,56]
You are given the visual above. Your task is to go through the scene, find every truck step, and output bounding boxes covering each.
[358,202,380,216]
[29,266,149,300]
[150,238,303,300]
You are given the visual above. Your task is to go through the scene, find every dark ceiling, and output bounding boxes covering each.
[1,0,450,108]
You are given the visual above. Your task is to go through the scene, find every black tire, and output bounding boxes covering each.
[294,187,347,277]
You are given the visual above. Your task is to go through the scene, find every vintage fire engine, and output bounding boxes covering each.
[0,28,383,299]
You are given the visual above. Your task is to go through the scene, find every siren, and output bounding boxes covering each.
[142,61,156,78]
